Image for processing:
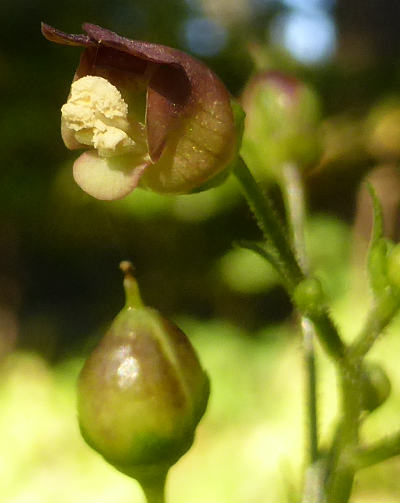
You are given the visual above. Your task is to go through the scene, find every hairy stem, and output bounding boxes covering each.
[233,157,303,287]
[349,292,400,358]
[351,431,400,469]
[233,157,347,365]
[141,475,167,503]
[280,163,319,464]
[302,317,319,464]
[281,162,308,272]
[326,362,362,503]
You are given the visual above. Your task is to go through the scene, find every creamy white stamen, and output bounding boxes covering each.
[61,76,138,157]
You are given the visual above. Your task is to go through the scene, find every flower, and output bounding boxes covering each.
[41,23,238,200]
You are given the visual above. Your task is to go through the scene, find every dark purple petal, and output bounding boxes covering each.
[41,23,95,48]
[146,65,191,162]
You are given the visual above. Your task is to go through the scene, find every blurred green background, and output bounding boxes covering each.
[2,0,400,501]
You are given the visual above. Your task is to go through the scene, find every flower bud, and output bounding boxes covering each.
[77,262,209,482]
[293,277,325,316]
[241,71,321,181]
[361,362,391,412]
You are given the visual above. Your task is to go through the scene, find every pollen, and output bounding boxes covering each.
[61,76,137,157]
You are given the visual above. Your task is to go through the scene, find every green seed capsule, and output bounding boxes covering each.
[77,262,210,483]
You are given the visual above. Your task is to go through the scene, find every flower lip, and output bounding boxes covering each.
[42,22,237,197]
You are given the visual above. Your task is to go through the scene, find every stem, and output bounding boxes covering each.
[351,431,400,469]
[142,483,166,503]
[140,472,167,503]
[349,292,400,359]
[326,362,362,503]
[302,317,319,463]
[237,240,294,292]
[307,313,346,364]
[234,157,347,364]
[280,162,308,272]
[301,460,326,503]
[234,159,358,501]
[233,157,303,287]
[280,162,319,464]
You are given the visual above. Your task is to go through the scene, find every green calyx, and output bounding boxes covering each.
[77,262,210,485]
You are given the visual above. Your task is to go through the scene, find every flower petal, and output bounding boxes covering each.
[146,65,191,162]
[73,151,149,200]
[41,23,95,48]
[80,23,237,178]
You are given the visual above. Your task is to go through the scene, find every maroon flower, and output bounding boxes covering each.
[41,23,238,200]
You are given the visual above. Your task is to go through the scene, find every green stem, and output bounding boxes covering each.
[349,292,400,359]
[280,162,308,272]
[302,317,319,463]
[233,157,347,365]
[326,362,362,503]
[301,460,327,503]
[280,162,319,464]
[140,473,167,503]
[237,240,294,292]
[233,157,303,287]
[234,159,360,502]
[307,313,346,364]
[351,431,400,470]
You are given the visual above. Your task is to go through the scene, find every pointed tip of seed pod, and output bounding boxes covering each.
[120,261,144,309]
[120,260,135,277]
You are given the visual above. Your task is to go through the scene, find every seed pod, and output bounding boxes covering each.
[77,262,210,484]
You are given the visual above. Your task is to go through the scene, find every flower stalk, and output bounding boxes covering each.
[233,157,303,289]
[280,162,319,465]
[233,157,346,365]
[351,430,400,470]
